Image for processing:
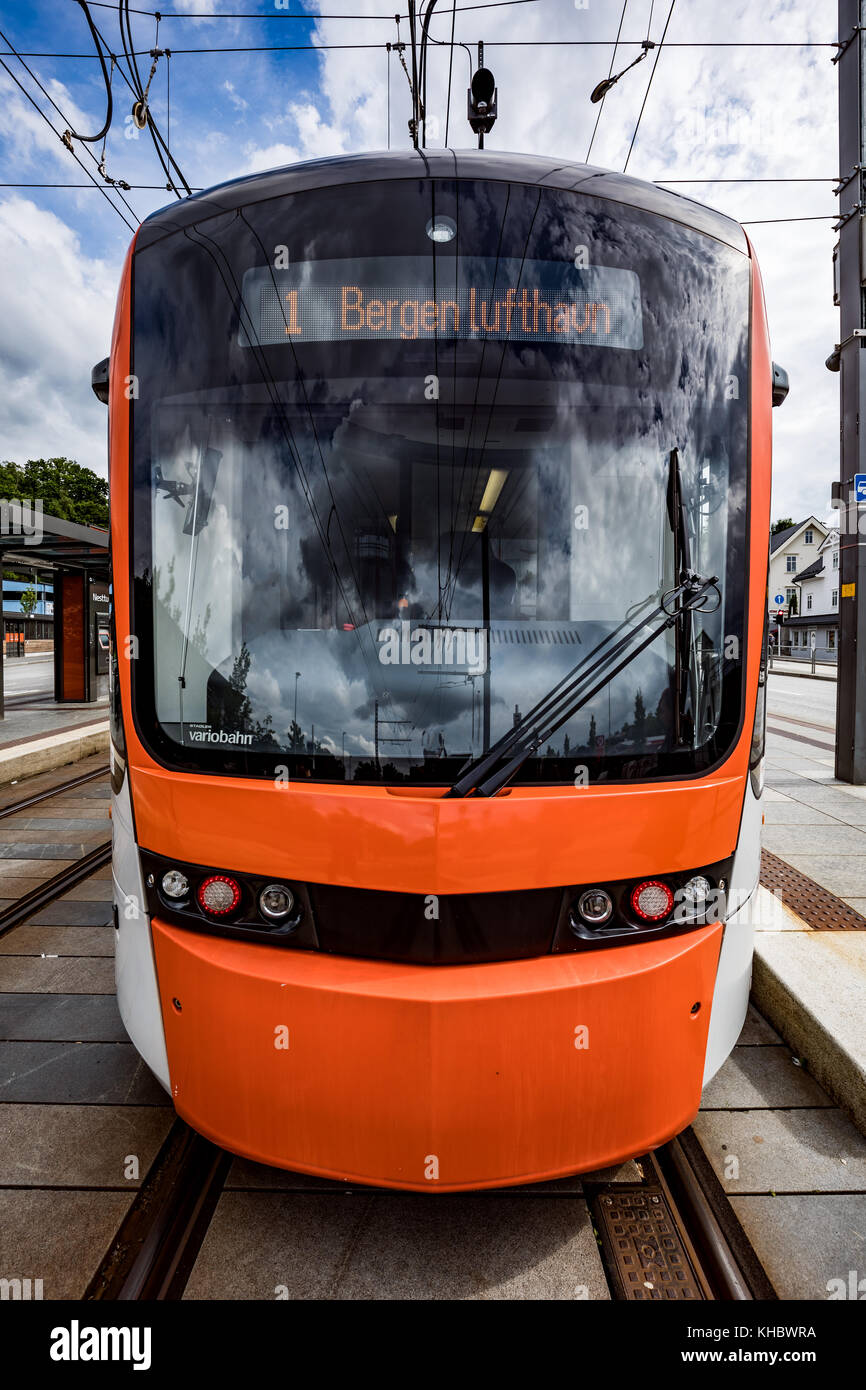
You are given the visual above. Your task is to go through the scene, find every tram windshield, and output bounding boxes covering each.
[131,176,750,785]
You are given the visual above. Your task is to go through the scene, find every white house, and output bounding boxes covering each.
[783,528,840,662]
[768,516,829,617]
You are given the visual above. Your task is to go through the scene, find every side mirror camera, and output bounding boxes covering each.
[91,357,110,405]
[771,361,789,407]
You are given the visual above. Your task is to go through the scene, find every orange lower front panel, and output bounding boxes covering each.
[152,919,722,1192]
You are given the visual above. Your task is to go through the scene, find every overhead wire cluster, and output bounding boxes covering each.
[0,0,841,230]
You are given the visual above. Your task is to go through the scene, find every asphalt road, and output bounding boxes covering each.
[767,671,837,739]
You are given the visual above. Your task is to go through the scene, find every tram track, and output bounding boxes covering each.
[0,762,112,940]
[80,1122,777,1302]
[0,759,778,1302]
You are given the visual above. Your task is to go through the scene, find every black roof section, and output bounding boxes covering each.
[796,557,824,582]
[783,613,838,627]
[136,149,749,256]
[770,521,805,554]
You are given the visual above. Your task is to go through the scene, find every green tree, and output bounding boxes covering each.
[771,517,795,536]
[286,720,305,752]
[0,458,108,528]
[633,688,647,739]
[19,583,37,618]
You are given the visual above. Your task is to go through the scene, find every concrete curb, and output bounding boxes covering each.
[0,721,109,786]
[751,891,866,1137]
[767,666,836,683]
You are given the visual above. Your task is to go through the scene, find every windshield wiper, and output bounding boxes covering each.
[666,446,695,748]
[445,570,718,798]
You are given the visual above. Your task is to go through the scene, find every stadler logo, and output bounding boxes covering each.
[49,1320,152,1371]
[377,621,487,675]
[188,728,254,745]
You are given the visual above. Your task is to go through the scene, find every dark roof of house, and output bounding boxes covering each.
[771,521,810,553]
[782,613,839,627]
[796,557,824,582]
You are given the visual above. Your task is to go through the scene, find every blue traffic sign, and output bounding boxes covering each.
[773,593,785,606]
[856,473,866,503]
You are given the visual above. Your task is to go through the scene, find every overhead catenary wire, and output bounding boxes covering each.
[65,1,113,142]
[623,0,676,172]
[114,0,192,196]
[0,22,141,217]
[585,0,628,164]
[0,53,136,231]
[78,0,557,18]
[11,40,838,58]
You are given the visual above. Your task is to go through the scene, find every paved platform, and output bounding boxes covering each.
[0,701,108,784]
[750,675,866,1140]
[767,657,836,681]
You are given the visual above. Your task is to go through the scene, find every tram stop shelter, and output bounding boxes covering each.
[0,511,110,718]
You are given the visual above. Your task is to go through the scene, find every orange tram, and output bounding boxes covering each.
[100,150,787,1191]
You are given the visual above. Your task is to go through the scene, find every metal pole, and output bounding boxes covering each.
[835,0,866,780]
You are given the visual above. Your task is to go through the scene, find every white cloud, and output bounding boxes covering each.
[0,198,116,477]
[300,0,839,523]
[223,80,248,113]
[0,0,841,523]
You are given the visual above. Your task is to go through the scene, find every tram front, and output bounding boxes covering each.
[109,152,771,1189]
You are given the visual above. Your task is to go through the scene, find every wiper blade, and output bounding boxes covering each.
[666,446,695,747]
[445,572,719,799]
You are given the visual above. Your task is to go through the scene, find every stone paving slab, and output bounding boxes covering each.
[771,792,866,822]
[762,802,843,826]
[0,829,107,846]
[51,883,113,902]
[0,860,74,882]
[693,1108,866,1193]
[0,843,95,859]
[0,1103,173,1187]
[770,855,866,896]
[0,956,115,993]
[0,1189,131,1299]
[0,1041,168,1104]
[184,1191,610,1301]
[762,825,866,856]
[25,901,113,927]
[700,1046,833,1110]
[9,817,110,833]
[0,993,127,1041]
[0,755,106,810]
[0,925,114,957]
[729,1195,866,1301]
[737,1004,781,1046]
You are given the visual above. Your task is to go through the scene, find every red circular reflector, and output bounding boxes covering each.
[630,879,674,922]
[197,874,241,916]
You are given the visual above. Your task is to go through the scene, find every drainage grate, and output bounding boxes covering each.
[760,849,866,930]
[590,1184,704,1300]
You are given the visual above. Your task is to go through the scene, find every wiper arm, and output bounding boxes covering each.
[666,446,695,747]
[445,572,719,799]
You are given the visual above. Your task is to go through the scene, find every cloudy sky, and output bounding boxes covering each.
[0,0,838,525]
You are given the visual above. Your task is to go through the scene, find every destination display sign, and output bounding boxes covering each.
[239,257,642,350]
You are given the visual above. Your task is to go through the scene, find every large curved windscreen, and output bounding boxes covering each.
[130,176,750,785]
